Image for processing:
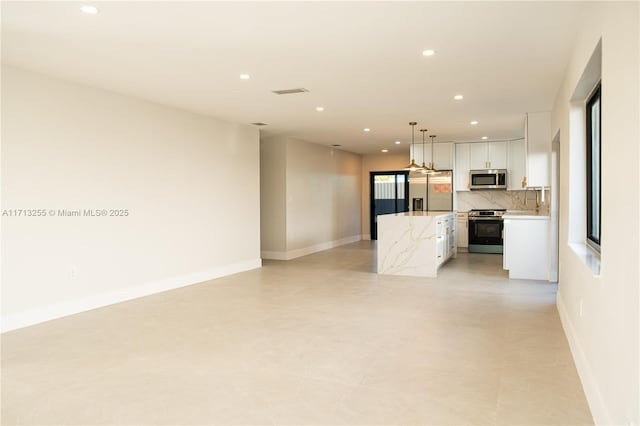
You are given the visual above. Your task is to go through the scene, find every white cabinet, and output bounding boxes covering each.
[420,142,454,170]
[489,142,508,169]
[469,142,508,170]
[456,212,468,249]
[433,142,454,170]
[454,143,470,191]
[524,112,550,187]
[503,216,549,280]
[508,139,527,190]
[436,214,456,265]
[469,143,488,169]
[448,216,456,256]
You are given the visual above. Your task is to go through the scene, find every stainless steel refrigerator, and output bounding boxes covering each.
[409,170,453,211]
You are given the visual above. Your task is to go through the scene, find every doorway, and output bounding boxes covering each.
[370,171,409,240]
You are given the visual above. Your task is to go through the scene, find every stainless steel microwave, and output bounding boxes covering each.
[469,169,507,190]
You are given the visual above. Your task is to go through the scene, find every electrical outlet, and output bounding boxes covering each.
[70,267,78,280]
[579,299,583,317]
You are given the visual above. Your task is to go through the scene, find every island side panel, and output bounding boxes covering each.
[377,214,438,277]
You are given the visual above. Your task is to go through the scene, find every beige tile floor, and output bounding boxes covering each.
[1,242,593,425]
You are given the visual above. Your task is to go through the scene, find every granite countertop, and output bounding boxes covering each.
[383,211,455,217]
[504,210,550,219]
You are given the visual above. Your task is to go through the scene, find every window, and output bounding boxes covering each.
[586,83,601,250]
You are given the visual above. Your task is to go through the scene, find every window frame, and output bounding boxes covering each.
[585,82,601,251]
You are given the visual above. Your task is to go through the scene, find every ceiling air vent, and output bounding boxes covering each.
[251,122,268,126]
[272,88,309,95]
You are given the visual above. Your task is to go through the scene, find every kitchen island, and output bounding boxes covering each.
[377,211,456,278]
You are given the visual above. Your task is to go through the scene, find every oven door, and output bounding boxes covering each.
[468,218,504,253]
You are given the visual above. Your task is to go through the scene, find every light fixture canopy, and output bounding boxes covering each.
[403,122,420,171]
[454,94,464,100]
[422,49,435,56]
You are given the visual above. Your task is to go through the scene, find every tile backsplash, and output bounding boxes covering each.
[456,190,549,213]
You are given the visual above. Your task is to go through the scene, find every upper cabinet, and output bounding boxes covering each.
[508,139,526,190]
[454,143,471,191]
[469,142,508,170]
[524,112,551,187]
[418,142,454,170]
[433,142,454,170]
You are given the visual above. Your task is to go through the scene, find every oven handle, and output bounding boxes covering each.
[468,217,503,221]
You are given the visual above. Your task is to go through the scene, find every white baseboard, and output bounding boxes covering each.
[1,258,262,333]
[556,293,608,425]
[261,235,362,260]
[260,250,289,260]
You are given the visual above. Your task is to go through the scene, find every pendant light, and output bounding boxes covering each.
[428,134,439,174]
[419,129,432,174]
[403,122,420,171]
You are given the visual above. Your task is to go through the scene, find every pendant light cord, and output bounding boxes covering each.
[430,135,437,170]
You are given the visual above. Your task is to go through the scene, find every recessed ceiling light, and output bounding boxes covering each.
[381,149,389,153]
[363,128,371,132]
[395,141,401,145]
[481,136,488,140]
[81,5,99,14]
[422,49,435,56]
[454,94,464,100]
[316,106,324,111]
[470,120,479,125]
[239,74,251,80]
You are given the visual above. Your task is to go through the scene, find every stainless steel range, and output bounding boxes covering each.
[468,209,506,254]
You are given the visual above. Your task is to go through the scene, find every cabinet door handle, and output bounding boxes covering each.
[522,176,527,188]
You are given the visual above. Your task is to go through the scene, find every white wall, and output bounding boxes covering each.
[1,66,262,332]
[551,3,639,425]
[260,137,361,260]
[260,137,287,253]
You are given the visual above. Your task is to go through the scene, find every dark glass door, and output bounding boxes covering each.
[370,171,409,240]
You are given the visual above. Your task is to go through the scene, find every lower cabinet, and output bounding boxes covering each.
[456,212,468,249]
[436,214,456,266]
[503,216,549,280]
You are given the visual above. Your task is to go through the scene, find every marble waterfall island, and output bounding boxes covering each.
[377,211,456,278]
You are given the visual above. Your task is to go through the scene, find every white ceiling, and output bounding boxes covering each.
[1,1,586,154]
